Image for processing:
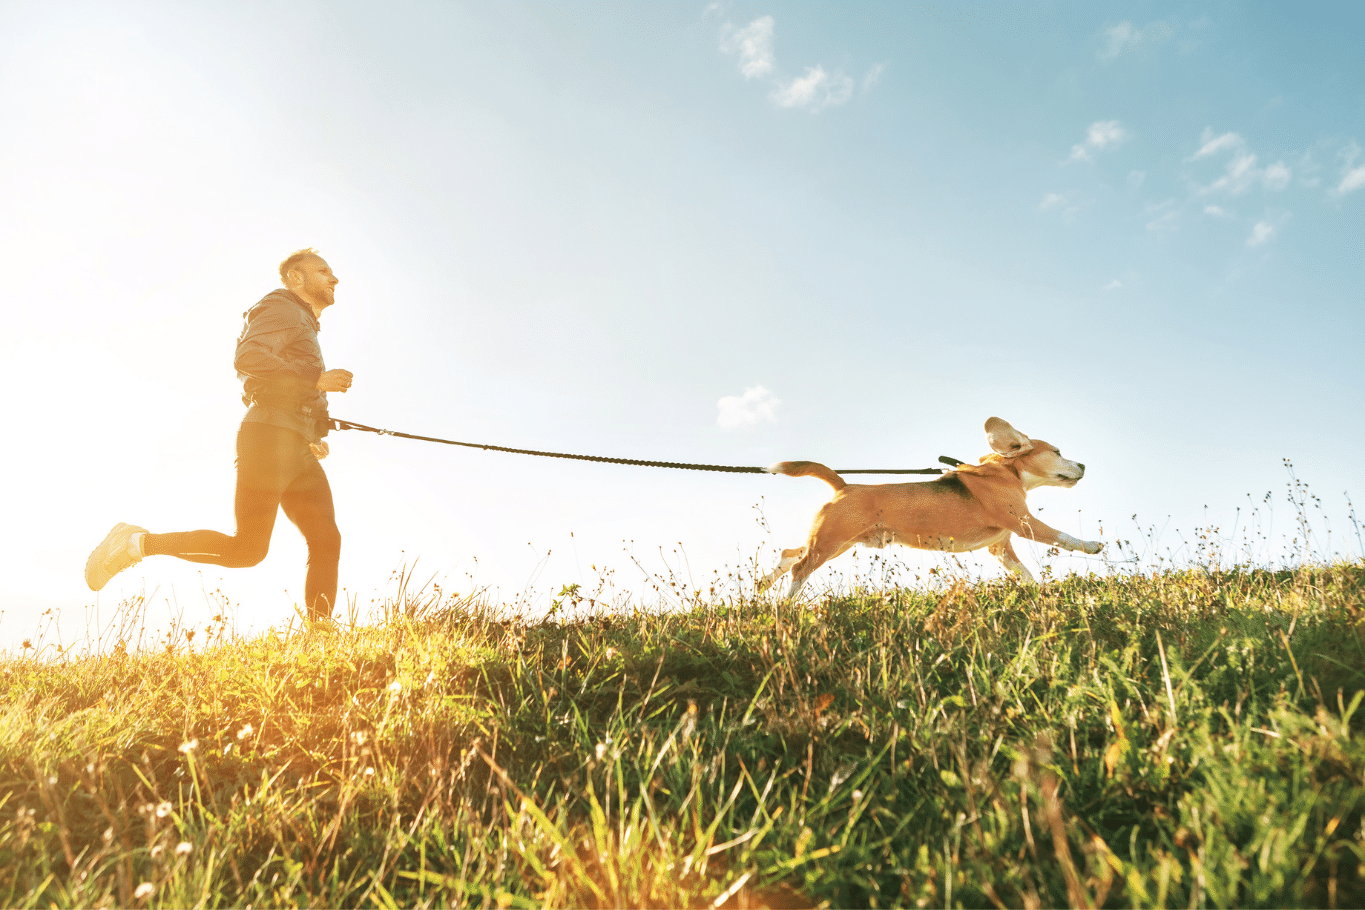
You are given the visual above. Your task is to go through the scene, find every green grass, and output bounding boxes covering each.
[2,562,1364,908]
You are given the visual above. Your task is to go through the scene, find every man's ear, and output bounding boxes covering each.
[985,416,1034,457]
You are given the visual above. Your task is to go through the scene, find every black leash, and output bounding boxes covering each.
[330,417,957,476]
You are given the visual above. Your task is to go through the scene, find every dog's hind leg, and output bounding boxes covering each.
[784,539,856,603]
[989,538,1035,582]
[759,547,806,593]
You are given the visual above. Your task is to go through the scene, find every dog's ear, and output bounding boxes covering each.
[985,417,1034,457]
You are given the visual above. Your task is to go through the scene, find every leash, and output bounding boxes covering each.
[330,417,958,476]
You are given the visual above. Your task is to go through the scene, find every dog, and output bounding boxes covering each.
[759,417,1103,599]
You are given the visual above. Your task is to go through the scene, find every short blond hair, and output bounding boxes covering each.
[279,248,322,284]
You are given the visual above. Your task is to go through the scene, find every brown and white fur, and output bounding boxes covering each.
[759,417,1103,600]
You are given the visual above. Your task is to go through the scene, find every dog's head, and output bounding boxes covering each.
[984,416,1087,490]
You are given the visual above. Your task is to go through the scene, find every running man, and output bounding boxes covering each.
[85,249,354,622]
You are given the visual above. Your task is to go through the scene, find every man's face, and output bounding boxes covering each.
[289,256,338,310]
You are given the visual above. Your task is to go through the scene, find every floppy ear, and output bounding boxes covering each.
[985,416,1033,457]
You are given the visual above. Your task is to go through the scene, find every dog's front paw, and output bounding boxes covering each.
[1083,540,1104,555]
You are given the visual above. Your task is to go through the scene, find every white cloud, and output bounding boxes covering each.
[1336,144,1365,195]
[1144,199,1178,232]
[1099,22,1140,59]
[1340,166,1365,194]
[1098,20,1176,60]
[1204,204,1231,218]
[1069,120,1128,163]
[862,62,886,91]
[1103,279,1122,292]
[1246,220,1275,246]
[1262,162,1291,190]
[1192,130,1242,158]
[1088,120,1127,148]
[1205,152,1292,194]
[773,66,853,111]
[718,15,862,113]
[1212,151,1261,193]
[720,17,774,80]
[1037,191,1081,219]
[1191,129,1292,194]
[717,385,781,429]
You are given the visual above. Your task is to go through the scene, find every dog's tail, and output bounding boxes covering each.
[766,461,847,491]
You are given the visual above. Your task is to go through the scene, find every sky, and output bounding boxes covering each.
[1,1,1362,653]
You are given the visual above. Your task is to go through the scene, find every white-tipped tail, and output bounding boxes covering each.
[764,460,846,490]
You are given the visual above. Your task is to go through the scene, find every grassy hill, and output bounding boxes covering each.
[2,563,1363,908]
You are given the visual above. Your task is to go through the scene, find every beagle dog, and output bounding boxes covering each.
[760,417,1103,599]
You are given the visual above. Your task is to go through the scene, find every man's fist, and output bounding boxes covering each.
[317,369,353,392]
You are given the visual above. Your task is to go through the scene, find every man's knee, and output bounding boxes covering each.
[233,540,271,568]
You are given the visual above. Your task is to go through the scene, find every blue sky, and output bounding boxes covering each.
[1,1,1361,650]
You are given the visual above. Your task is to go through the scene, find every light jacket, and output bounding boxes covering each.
[234,289,328,444]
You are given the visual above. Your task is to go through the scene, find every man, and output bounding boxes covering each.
[85,249,355,623]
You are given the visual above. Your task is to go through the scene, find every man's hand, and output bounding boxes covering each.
[317,369,354,392]
[310,442,330,460]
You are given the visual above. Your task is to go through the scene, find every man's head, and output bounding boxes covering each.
[279,248,338,315]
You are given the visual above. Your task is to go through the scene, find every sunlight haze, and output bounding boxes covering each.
[1,1,1361,651]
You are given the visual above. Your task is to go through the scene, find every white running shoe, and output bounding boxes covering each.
[85,523,147,591]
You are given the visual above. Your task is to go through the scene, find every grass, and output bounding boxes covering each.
[1,557,1363,908]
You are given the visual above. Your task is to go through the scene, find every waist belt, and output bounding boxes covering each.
[250,397,321,416]
[246,397,330,438]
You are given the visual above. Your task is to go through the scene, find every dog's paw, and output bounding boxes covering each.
[1083,540,1104,555]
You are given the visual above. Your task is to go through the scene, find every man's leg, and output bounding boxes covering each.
[141,422,293,567]
[86,423,291,591]
[141,489,278,567]
[280,456,341,621]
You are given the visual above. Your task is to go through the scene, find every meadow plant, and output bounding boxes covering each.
[1,480,1362,907]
